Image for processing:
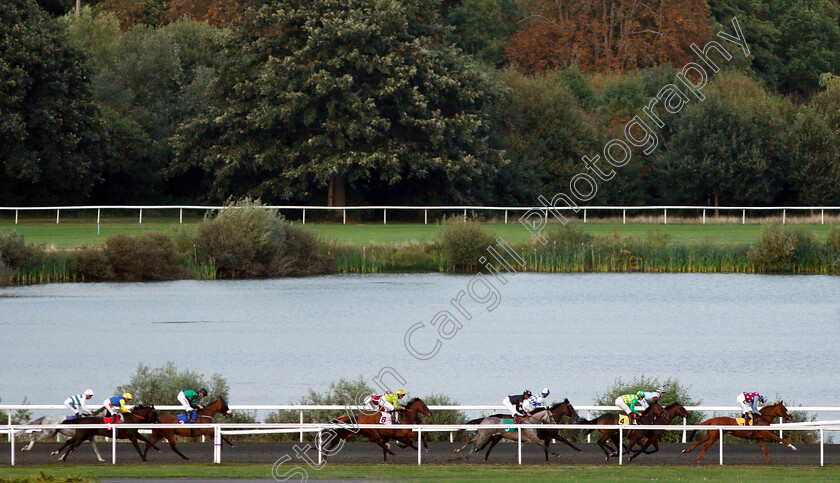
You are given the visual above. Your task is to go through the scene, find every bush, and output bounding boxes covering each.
[594,375,702,442]
[104,232,182,281]
[828,225,840,252]
[0,232,45,271]
[438,218,496,271]
[116,361,229,406]
[194,198,331,277]
[539,225,594,248]
[748,225,796,272]
[0,258,12,286]
[69,245,114,281]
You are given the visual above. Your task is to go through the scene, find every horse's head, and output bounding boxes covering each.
[666,402,691,420]
[406,398,432,418]
[551,398,578,420]
[219,396,232,418]
[131,405,159,423]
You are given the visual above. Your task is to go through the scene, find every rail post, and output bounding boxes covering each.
[682,418,687,443]
[15,209,18,224]
[517,426,522,465]
[417,427,422,465]
[343,209,346,225]
[779,417,783,438]
[425,209,428,225]
[463,208,467,222]
[317,425,323,465]
[56,208,60,224]
[112,423,117,464]
[303,208,306,224]
[97,208,101,225]
[505,209,508,224]
[742,209,745,224]
[586,410,591,443]
[584,209,587,223]
[664,208,667,224]
[821,209,825,225]
[820,428,824,466]
[300,410,304,442]
[179,208,183,224]
[618,427,623,465]
[9,424,15,466]
[782,209,785,225]
[623,209,626,224]
[214,424,222,463]
[384,208,387,225]
[718,427,723,465]
[702,208,706,224]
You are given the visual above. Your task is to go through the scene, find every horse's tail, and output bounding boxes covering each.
[577,417,598,436]
[454,416,485,438]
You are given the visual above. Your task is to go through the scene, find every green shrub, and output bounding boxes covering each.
[69,245,114,281]
[116,361,228,406]
[828,225,840,252]
[269,223,334,276]
[748,225,796,272]
[540,225,594,248]
[104,232,182,281]
[0,232,45,270]
[0,258,12,286]
[594,375,702,442]
[438,218,496,271]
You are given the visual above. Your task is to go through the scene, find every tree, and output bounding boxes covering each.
[445,0,519,66]
[651,72,793,208]
[790,73,840,206]
[116,361,229,405]
[505,0,711,73]
[175,0,504,206]
[0,0,108,204]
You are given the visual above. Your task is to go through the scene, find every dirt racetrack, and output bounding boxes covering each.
[2,439,838,466]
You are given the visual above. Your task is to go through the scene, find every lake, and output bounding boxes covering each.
[1,273,838,411]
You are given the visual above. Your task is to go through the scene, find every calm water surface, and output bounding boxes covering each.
[1,274,838,409]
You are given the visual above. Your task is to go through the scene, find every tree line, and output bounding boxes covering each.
[3,0,840,208]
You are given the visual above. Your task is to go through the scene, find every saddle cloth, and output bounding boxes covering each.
[378,414,393,425]
[177,414,189,424]
[502,418,518,433]
[735,418,754,426]
[618,414,631,425]
[103,415,120,425]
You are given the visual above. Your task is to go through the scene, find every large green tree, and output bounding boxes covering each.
[651,72,793,207]
[0,0,108,204]
[175,0,504,206]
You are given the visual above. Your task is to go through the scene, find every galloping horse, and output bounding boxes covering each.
[682,401,797,463]
[20,406,109,462]
[627,402,691,461]
[470,399,583,462]
[578,401,665,460]
[319,398,431,462]
[142,396,232,460]
[454,409,562,461]
[56,405,160,462]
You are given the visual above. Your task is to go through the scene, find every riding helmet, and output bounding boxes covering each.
[541,387,550,397]
[123,392,133,400]
[523,390,532,397]
[83,389,94,397]
[200,388,209,395]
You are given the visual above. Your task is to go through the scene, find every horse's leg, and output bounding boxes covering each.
[757,438,771,463]
[54,436,76,459]
[221,433,235,447]
[59,435,85,462]
[682,431,709,454]
[134,432,161,452]
[90,438,105,462]
[142,431,162,459]
[553,434,583,453]
[596,434,612,460]
[482,435,503,462]
[753,430,797,451]
[696,431,719,463]
[127,432,147,462]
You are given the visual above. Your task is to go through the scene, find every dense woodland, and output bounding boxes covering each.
[3,0,840,208]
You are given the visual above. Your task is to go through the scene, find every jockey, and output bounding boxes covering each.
[103,393,133,420]
[737,392,767,425]
[642,386,666,406]
[615,391,647,424]
[64,389,94,417]
[380,389,406,423]
[522,387,551,416]
[502,390,532,418]
[177,388,208,423]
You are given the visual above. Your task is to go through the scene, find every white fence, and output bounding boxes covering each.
[1,205,838,225]
[3,421,839,467]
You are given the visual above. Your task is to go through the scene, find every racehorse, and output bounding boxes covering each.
[466,399,583,462]
[55,405,160,462]
[453,409,562,462]
[626,402,691,461]
[142,396,232,460]
[318,398,431,462]
[682,401,797,463]
[20,407,109,461]
[578,401,665,460]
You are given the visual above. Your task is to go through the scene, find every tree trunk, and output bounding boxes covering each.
[76,0,81,17]
[714,192,719,218]
[327,175,346,207]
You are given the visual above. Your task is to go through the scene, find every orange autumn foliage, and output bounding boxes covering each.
[98,0,240,30]
[506,0,711,73]
[168,0,241,28]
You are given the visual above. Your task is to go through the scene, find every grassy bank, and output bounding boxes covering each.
[2,464,839,481]
[1,218,838,248]
[1,203,839,286]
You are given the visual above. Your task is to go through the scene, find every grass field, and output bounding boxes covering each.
[2,464,840,481]
[0,217,836,248]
